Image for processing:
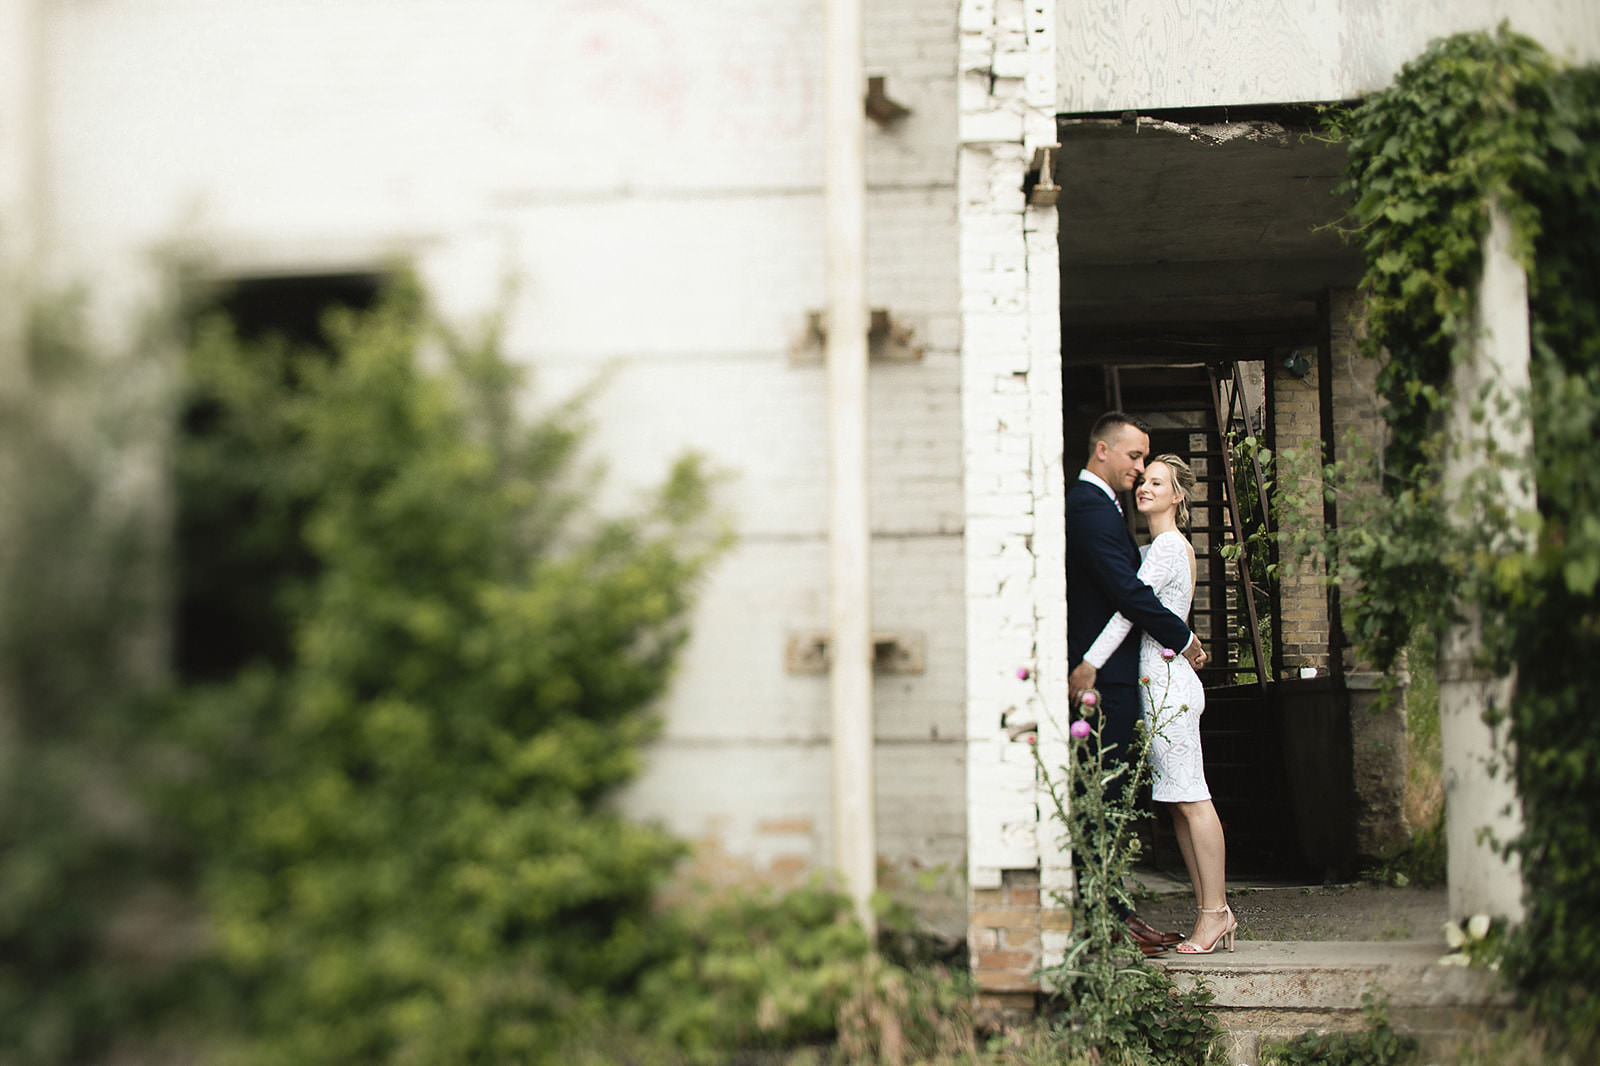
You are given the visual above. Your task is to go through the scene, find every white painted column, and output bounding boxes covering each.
[0,0,44,382]
[0,0,43,771]
[959,0,1068,997]
[1438,203,1529,924]
[823,0,875,936]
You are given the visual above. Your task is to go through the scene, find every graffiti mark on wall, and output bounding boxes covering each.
[523,0,818,176]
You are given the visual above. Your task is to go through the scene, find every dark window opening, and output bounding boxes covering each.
[175,272,386,682]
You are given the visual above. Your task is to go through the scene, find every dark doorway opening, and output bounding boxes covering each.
[175,272,386,682]
[1065,358,1302,876]
[1055,107,1363,879]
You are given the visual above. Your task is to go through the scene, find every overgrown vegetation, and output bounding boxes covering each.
[1034,685,1226,1066]
[156,277,736,1063]
[0,275,1020,1066]
[1260,994,1418,1066]
[1218,431,1275,682]
[0,285,198,1064]
[1305,25,1600,1041]
[1446,1008,1600,1066]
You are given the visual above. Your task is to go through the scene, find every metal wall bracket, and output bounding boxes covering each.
[1023,144,1060,206]
[864,76,912,125]
[791,308,924,365]
[785,630,927,675]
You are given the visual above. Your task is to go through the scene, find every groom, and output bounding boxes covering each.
[1065,411,1205,956]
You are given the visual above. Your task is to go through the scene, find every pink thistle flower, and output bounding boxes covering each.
[1027,734,1037,745]
[1016,666,1030,681]
[1160,648,1177,661]
[1139,675,1151,686]
[1069,719,1092,739]
[1079,689,1098,708]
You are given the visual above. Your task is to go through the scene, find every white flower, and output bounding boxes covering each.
[1466,913,1492,941]
[1443,920,1466,949]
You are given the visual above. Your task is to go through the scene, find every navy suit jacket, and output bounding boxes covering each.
[1065,476,1192,690]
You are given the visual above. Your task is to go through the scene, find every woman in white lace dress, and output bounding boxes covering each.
[1078,455,1235,954]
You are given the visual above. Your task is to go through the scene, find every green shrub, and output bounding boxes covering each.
[159,278,729,1063]
[1261,994,1418,1066]
[1322,28,1600,1038]
[623,883,978,1063]
[0,284,202,1064]
[1,273,981,1066]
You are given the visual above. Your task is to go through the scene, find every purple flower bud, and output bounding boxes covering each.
[1079,689,1098,708]
[1016,666,1030,681]
[1069,719,1092,739]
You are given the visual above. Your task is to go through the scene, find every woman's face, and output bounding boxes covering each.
[1135,461,1181,518]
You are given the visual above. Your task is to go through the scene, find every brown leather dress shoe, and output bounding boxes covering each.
[1125,913,1185,948]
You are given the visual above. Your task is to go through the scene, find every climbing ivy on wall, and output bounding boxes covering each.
[1322,25,1600,1036]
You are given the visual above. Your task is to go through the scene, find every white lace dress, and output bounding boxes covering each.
[1084,530,1210,803]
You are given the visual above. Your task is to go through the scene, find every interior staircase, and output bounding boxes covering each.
[1104,361,1301,878]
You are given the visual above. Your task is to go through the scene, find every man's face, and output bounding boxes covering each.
[1101,425,1149,492]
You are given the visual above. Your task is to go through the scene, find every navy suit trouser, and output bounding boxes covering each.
[1090,679,1140,807]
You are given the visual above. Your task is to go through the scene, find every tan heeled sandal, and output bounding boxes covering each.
[1175,904,1236,954]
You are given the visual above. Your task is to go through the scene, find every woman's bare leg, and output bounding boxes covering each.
[1169,807,1202,908]
[1171,799,1230,945]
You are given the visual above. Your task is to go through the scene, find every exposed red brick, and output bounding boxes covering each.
[971,888,1005,908]
[757,817,812,835]
[976,949,1036,971]
[970,907,1037,929]
[975,969,1041,992]
[767,856,809,878]
[977,990,1036,1012]
[1039,908,1073,931]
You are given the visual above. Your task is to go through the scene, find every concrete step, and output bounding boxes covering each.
[1153,940,1511,1065]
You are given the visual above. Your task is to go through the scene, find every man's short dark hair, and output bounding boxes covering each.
[1088,411,1148,455]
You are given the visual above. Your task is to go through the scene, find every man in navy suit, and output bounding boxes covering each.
[1065,411,1206,955]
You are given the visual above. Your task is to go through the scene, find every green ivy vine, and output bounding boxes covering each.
[1318,25,1600,1036]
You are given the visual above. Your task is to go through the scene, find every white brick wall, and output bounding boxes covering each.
[1054,0,1600,114]
[34,0,970,931]
[959,0,1063,940]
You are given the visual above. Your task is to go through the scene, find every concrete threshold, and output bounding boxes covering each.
[1152,940,1512,1065]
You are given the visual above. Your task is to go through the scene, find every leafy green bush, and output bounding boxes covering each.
[159,278,729,1063]
[1260,994,1418,1066]
[0,284,204,1064]
[1322,28,1600,1037]
[629,885,873,1056]
[1,274,983,1066]
[620,883,976,1064]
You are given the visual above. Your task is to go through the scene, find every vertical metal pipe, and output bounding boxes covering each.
[1316,289,1342,682]
[822,0,875,935]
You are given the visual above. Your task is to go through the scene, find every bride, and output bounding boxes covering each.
[1076,454,1235,955]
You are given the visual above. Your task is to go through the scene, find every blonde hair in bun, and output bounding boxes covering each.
[1148,453,1196,528]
